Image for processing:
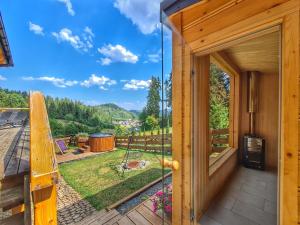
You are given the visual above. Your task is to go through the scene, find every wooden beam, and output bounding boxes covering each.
[193,55,210,221]
[210,51,240,77]
[188,0,299,53]
[30,92,58,225]
[182,40,192,225]
[172,12,184,225]
[280,10,299,225]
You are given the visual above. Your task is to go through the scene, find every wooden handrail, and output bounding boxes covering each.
[30,91,58,225]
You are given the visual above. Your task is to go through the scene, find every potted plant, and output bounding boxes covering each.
[151,184,172,220]
[76,133,89,147]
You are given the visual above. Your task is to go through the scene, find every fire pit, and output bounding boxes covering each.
[118,160,149,172]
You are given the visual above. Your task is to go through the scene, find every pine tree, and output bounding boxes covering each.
[145,76,161,119]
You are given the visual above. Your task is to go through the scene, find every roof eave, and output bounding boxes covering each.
[0,13,13,67]
[160,0,202,18]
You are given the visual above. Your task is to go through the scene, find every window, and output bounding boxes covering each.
[209,63,231,160]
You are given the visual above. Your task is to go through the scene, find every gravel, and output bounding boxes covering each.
[116,175,172,215]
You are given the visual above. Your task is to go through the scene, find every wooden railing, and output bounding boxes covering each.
[210,128,229,153]
[30,91,58,225]
[115,134,172,153]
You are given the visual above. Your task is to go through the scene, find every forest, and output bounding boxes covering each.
[0,65,229,137]
[0,88,137,136]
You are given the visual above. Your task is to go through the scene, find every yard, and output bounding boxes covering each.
[59,149,171,210]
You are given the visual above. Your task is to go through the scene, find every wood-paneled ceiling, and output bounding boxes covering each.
[222,31,280,74]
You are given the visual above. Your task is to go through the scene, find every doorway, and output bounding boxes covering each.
[192,27,281,225]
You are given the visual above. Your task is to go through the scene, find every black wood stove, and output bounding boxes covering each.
[243,72,265,170]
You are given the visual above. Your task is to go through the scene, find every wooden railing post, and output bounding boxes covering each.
[30,92,58,225]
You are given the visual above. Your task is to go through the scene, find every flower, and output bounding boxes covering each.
[165,205,172,213]
[156,191,163,197]
[151,185,173,215]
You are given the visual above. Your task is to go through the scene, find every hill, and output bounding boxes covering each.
[129,109,142,117]
[0,88,139,137]
[95,103,137,121]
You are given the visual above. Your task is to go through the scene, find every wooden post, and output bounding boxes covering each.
[280,10,299,225]
[30,92,58,225]
[172,12,184,225]
[32,185,57,225]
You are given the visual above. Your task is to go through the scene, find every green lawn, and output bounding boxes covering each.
[59,149,171,210]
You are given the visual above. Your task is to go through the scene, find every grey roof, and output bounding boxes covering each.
[160,0,201,17]
[0,13,13,67]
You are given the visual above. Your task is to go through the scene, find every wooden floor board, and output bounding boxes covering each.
[127,210,152,225]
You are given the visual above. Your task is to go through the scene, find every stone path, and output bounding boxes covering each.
[0,208,11,220]
[57,178,96,225]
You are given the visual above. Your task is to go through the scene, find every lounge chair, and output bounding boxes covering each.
[55,139,90,155]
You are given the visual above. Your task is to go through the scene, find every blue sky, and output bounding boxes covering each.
[0,0,172,110]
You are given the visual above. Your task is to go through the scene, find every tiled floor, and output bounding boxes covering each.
[199,167,277,225]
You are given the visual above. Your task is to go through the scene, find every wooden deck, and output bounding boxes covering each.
[75,199,170,225]
[116,200,171,225]
[0,110,29,181]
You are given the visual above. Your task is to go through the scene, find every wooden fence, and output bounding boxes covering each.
[116,128,229,154]
[115,134,172,153]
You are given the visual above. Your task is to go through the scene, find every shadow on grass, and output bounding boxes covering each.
[83,167,166,210]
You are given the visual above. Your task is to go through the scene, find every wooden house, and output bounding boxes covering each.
[0,14,13,67]
[161,0,299,225]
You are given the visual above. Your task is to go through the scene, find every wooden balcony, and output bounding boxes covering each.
[0,92,58,225]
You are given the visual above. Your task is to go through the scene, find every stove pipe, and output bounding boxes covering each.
[248,71,258,135]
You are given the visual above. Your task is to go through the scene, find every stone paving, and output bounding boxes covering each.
[57,178,96,225]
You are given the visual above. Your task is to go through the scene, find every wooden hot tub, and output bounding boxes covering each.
[89,133,115,152]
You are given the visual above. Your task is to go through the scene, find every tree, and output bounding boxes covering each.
[145,76,161,119]
[114,125,129,136]
[165,72,172,109]
[209,64,230,129]
[145,115,159,131]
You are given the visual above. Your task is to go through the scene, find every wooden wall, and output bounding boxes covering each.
[239,72,279,169]
[206,152,238,207]
[169,1,299,224]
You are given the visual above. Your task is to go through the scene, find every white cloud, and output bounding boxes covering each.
[114,0,160,35]
[146,50,161,63]
[22,76,78,88]
[84,26,94,37]
[29,22,44,36]
[0,75,7,81]
[57,0,75,16]
[123,79,151,90]
[52,28,94,52]
[98,44,138,65]
[81,74,116,90]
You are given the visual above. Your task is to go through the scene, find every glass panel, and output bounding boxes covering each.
[160,9,195,225]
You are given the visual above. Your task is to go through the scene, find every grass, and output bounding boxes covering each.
[59,149,171,210]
